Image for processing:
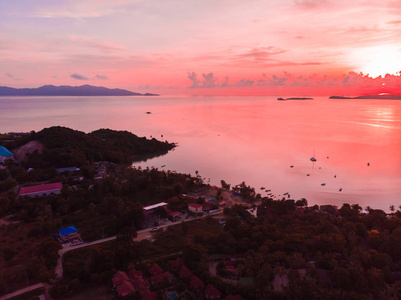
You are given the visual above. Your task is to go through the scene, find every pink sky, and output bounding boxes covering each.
[1,0,401,96]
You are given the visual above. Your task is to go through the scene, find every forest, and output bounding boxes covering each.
[1,128,401,299]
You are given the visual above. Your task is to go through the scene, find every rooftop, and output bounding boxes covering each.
[56,167,80,173]
[20,182,62,195]
[188,203,203,209]
[143,202,168,211]
[59,226,78,236]
[0,146,13,157]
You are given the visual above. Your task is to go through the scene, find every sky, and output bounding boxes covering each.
[1,0,401,96]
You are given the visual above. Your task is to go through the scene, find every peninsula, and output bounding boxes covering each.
[330,94,401,100]
[0,84,159,96]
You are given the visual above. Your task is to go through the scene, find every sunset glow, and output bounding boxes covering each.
[1,0,401,95]
[352,46,401,78]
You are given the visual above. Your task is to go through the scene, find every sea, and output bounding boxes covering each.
[1,95,400,211]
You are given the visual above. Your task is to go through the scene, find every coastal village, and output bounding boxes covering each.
[1,128,401,299]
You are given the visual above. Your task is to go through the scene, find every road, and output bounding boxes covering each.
[2,209,223,299]
[55,210,223,278]
[0,283,44,300]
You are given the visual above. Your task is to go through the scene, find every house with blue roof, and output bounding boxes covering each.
[58,226,82,245]
[0,146,13,163]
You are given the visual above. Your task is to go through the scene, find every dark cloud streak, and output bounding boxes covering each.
[70,73,89,80]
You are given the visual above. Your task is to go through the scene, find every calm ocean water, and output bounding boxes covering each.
[1,95,400,211]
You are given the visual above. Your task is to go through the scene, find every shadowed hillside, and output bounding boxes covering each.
[11,126,175,168]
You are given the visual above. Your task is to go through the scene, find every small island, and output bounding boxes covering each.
[277,97,313,101]
[0,84,159,96]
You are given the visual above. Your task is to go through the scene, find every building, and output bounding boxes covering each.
[56,167,80,173]
[167,210,181,221]
[149,272,174,285]
[0,146,13,163]
[205,284,221,299]
[149,263,163,276]
[203,202,217,212]
[143,202,168,216]
[179,266,194,280]
[112,271,136,298]
[188,203,203,213]
[190,275,205,290]
[116,281,135,297]
[19,182,62,197]
[58,226,82,244]
[141,290,157,300]
[112,271,130,287]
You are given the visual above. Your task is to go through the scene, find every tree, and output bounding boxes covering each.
[295,198,308,207]
[221,180,231,190]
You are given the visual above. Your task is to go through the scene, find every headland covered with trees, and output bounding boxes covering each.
[0,127,401,299]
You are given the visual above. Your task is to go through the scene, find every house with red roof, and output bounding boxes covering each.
[190,275,205,290]
[202,202,217,212]
[141,289,158,300]
[167,209,182,221]
[112,271,129,287]
[127,268,143,281]
[19,182,62,197]
[149,271,174,285]
[205,284,221,299]
[149,263,163,276]
[179,266,194,280]
[169,258,185,272]
[116,281,135,297]
[127,269,150,292]
[188,203,203,213]
[133,277,151,292]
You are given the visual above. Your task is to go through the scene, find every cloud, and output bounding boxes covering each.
[70,73,89,80]
[293,0,332,10]
[234,79,255,87]
[5,72,21,81]
[187,72,200,88]
[233,47,287,65]
[187,72,255,88]
[69,36,124,53]
[95,74,110,80]
[221,76,231,87]
[202,73,218,88]
[387,20,401,25]
[31,0,138,19]
[186,71,401,92]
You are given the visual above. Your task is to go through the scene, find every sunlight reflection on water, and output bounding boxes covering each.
[1,96,400,211]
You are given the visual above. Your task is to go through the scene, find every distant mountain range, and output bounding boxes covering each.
[0,84,159,96]
[330,94,401,100]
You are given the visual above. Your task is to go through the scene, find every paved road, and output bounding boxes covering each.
[55,209,223,278]
[0,283,44,300]
[3,209,224,299]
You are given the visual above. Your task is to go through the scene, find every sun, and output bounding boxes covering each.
[350,46,401,78]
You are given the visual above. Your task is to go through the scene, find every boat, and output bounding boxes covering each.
[277,97,286,101]
[310,150,317,162]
